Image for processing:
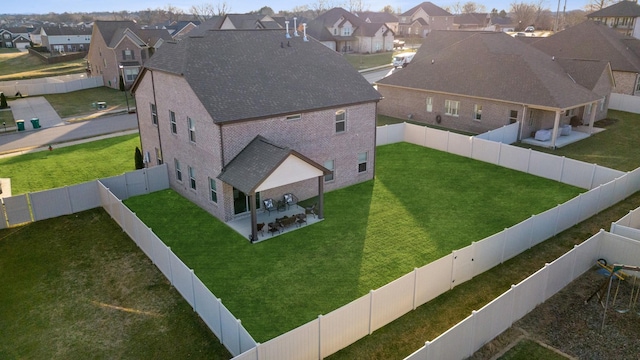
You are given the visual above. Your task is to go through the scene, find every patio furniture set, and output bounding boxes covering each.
[254,193,318,238]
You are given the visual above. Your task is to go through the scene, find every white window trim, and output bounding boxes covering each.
[175,158,182,182]
[358,152,368,173]
[188,166,196,190]
[188,117,196,143]
[209,177,218,203]
[426,97,433,113]
[335,110,347,133]
[324,159,335,182]
[473,104,482,121]
[170,111,177,134]
[445,100,459,117]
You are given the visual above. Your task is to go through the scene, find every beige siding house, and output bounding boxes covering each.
[587,0,640,39]
[132,29,381,240]
[376,31,613,148]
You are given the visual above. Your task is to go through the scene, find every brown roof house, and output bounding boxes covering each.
[587,0,640,39]
[397,2,453,37]
[307,7,395,53]
[87,21,173,89]
[530,20,640,96]
[131,29,381,241]
[376,31,614,148]
[356,11,400,34]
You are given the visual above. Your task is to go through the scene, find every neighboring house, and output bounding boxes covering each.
[587,0,640,39]
[530,20,640,96]
[166,21,201,39]
[397,1,453,37]
[186,16,225,35]
[0,29,13,48]
[40,26,92,53]
[131,29,381,240]
[12,35,31,49]
[376,31,613,148]
[29,27,42,45]
[356,11,399,34]
[87,20,173,89]
[453,13,490,30]
[219,14,282,29]
[307,7,394,53]
[488,15,516,32]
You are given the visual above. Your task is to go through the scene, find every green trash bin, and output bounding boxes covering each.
[30,118,41,129]
[16,119,25,131]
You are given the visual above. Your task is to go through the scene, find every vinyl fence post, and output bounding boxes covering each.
[412,268,418,310]
[368,289,374,335]
[590,163,597,189]
[500,228,508,263]
[190,269,196,311]
[318,314,323,359]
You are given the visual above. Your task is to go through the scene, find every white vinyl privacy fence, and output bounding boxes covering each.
[0,74,103,96]
[405,230,640,360]
[609,93,640,114]
[3,124,640,360]
[474,121,519,144]
[0,165,257,357]
[610,205,640,241]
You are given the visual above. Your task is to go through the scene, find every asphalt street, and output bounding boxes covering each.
[0,112,138,156]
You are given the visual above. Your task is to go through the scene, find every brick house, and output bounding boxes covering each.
[397,2,453,37]
[376,31,613,148]
[307,7,394,53]
[87,21,173,89]
[131,29,381,240]
[587,0,640,39]
[356,11,400,34]
[530,20,640,96]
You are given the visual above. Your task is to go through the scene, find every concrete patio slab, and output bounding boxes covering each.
[9,96,64,130]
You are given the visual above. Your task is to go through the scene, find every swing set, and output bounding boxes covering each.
[586,259,640,331]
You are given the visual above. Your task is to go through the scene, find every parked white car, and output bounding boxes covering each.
[393,52,415,68]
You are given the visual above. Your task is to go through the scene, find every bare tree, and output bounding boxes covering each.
[510,1,539,30]
[310,0,329,16]
[165,4,184,23]
[585,0,615,12]
[462,1,486,13]
[564,9,587,27]
[349,0,367,12]
[190,3,216,21]
[450,1,463,14]
[215,1,231,16]
[381,4,395,13]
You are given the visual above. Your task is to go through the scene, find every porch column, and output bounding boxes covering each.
[249,192,257,242]
[519,105,528,141]
[588,101,597,134]
[317,176,325,219]
[550,110,562,149]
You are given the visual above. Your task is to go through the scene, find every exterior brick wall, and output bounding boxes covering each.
[136,70,377,223]
[612,70,638,95]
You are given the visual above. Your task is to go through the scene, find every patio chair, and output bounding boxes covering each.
[249,222,265,243]
[277,199,287,212]
[296,213,307,227]
[283,193,298,210]
[305,203,317,218]
[268,222,282,236]
[263,198,276,215]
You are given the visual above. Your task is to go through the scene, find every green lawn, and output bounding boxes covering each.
[0,134,140,194]
[519,110,640,172]
[344,51,394,69]
[125,142,582,342]
[0,51,85,81]
[0,208,230,359]
[45,87,136,119]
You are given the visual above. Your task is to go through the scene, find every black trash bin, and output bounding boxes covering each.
[16,119,25,131]
[30,118,41,129]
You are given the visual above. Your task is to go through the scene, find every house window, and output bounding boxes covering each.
[474,104,482,120]
[170,111,177,134]
[175,158,182,181]
[426,97,433,112]
[358,152,368,173]
[151,103,158,125]
[122,49,134,60]
[335,110,346,133]
[585,103,592,115]
[286,114,301,121]
[343,27,351,36]
[155,147,163,165]
[509,110,518,124]
[141,49,147,61]
[324,160,335,182]
[528,110,534,126]
[103,58,107,67]
[209,177,217,203]
[188,117,196,142]
[444,100,459,116]
[599,97,605,111]
[123,67,138,82]
[188,166,196,190]
[334,28,337,35]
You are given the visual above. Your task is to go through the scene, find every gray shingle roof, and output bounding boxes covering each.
[315,8,363,27]
[356,11,399,23]
[94,21,172,49]
[401,2,452,18]
[141,29,381,123]
[587,0,640,18]
[217,135,328,193]
[555,58,611,90]
[529,20,640,73]
[377,31,602,109]
[43,26,92,36]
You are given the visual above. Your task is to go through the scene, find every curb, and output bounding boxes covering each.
[358,64,393,73]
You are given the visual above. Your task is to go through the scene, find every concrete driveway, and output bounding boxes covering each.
[9,96,64,129]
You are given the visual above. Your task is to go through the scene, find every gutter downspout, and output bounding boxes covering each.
[150,70,163,164]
